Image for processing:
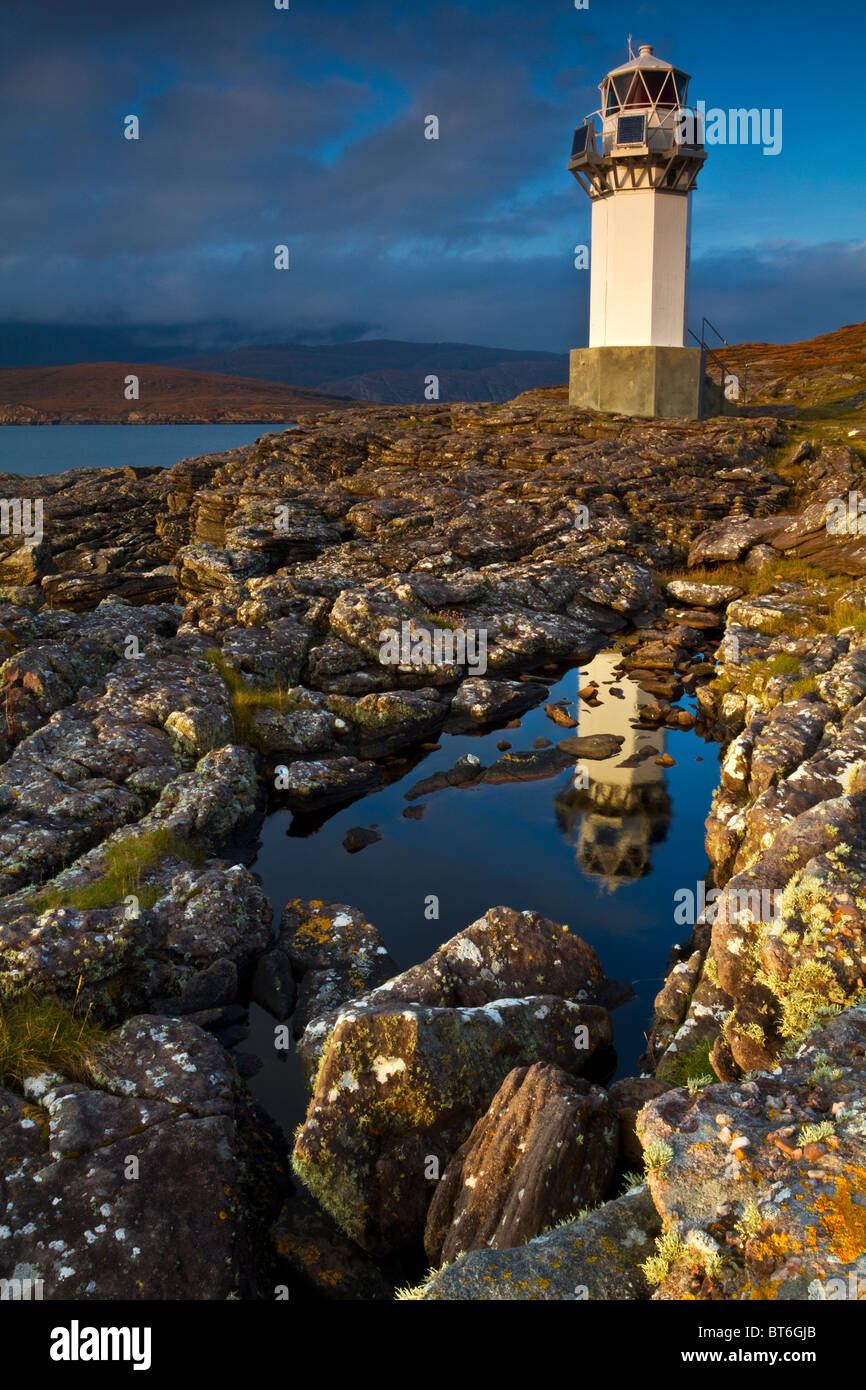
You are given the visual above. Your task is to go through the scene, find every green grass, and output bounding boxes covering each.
[0,986,106,1089]
[831,600,866,633]
[667,558,844,597]
[658,1034,715,1087]
[29,826,205,914]
[204,648,291,746]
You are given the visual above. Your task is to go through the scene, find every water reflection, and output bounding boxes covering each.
[554,650,672,890]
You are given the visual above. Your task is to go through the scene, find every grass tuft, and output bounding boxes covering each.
[0,984,106,1089]
[204,648,291,746]
[29,826,205,914]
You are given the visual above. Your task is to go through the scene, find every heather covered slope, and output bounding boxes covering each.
[0,360,353,424]
[725,320,866,415]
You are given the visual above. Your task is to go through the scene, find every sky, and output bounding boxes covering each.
[2,0,865,357]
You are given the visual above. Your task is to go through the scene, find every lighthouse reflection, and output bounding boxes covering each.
[554,650,672,890]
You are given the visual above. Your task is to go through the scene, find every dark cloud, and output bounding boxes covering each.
[0,0,861,354]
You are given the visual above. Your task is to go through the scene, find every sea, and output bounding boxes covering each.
[0,423,291,477]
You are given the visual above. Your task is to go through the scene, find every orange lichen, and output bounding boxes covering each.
[811,1168,866,1263]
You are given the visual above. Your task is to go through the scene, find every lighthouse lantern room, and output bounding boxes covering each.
[567,44,708,418]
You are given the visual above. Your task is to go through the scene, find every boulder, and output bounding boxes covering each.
[424,1062,617,1264]
[292,995,612,1255]
[0,1016,287,1299]
[420,1185,660,1300]
[299,904,631,1077]
[637,1003,866,1300]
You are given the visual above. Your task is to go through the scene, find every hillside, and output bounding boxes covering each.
[0,361,353,424]
[724,320,866,413]
[166,339,570,404]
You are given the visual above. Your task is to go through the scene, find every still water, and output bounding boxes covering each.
[0,423,291,477]
[241,652,720,1135]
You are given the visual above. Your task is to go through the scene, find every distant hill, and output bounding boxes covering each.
[166,340,570,404]
[0,362,352,424]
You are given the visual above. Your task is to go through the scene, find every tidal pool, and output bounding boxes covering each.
[238,650,721,1135]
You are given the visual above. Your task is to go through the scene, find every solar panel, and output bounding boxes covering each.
[616,114,646,144]
[571,124,589,158]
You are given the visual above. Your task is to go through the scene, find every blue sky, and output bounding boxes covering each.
[1,0,864,354]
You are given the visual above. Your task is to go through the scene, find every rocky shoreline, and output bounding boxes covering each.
[1,389,865,1300]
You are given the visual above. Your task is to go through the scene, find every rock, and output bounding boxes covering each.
[275,899,396,1037]
[608,1076,673,1164]
[273,755,383,810]
[450,677,547,723]
[544,702,578,728]
[424,1062,617,1265]
[742,543,778,574]
[404,753,484,800]
[557,734,625,760]
[299,904,631,1078]
[0,1016,287,1299]
[688,516,788,566]
[272,1189,400,1300]
[666,580,744,607]
[292,995,612,1255]
[252,950,298,1021]
[481,746,573,783]
[637,1002,866,1300]
[342,826,382,853]
[421,1184,660,1300]
[0,857,272,1021]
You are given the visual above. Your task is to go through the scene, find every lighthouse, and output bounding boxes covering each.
[567,44,707,418]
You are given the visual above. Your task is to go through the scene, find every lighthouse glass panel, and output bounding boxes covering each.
[608,75,632,111]
[672,71,689,104]
[623,73,648,107]
[643,71,677,109]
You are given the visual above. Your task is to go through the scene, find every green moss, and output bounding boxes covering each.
[29,827,205,914]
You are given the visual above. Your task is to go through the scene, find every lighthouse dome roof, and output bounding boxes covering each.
[605,44,688,79]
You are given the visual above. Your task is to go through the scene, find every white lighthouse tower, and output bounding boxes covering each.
[567,43,707,418]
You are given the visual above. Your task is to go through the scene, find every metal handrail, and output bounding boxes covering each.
[581,102,704,130]
[701,316,728,350]
[689,323,734,414]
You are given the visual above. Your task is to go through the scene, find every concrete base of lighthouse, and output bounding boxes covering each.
[568,346,703,420]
